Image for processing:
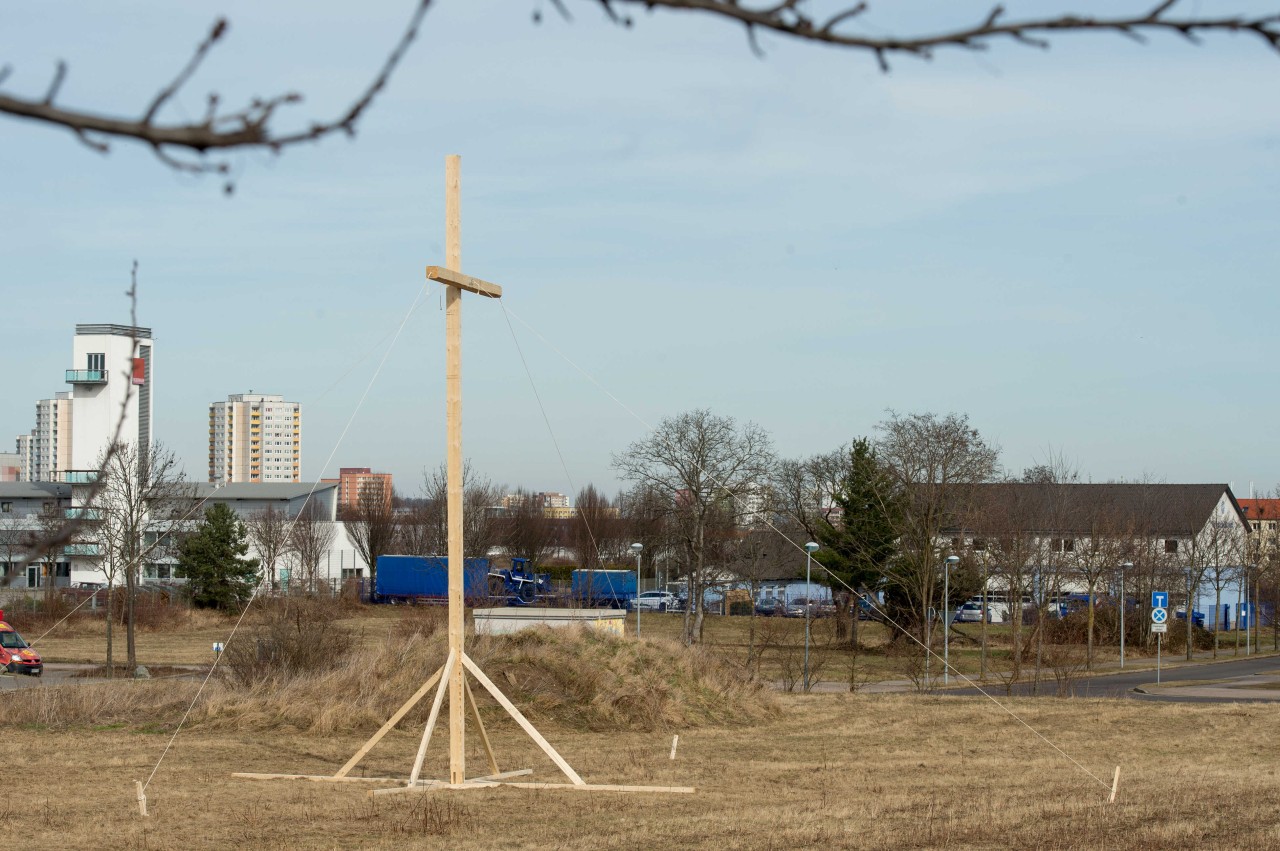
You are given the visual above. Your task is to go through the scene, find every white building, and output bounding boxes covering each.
[208,393,301,484]
[66,323,154,475]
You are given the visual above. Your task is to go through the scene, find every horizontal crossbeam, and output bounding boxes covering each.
[426,266,503,298]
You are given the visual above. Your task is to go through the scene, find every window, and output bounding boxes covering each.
[0,502,10,513]
[1164,539,1179,554]
[972,538,987,551]
[87,352,105,371]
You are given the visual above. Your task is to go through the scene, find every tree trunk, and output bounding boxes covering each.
[125,566,137,670]
[104,586,114,679]
[1213,585,1221,658]
[1185,574,1194,662]
[1085,581,1096,671]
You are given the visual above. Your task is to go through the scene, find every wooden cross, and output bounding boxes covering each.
[233,156,692,797]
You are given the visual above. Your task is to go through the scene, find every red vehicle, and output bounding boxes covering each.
[0,611,42,676]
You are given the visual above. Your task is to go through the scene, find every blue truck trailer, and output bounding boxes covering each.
[376,555,552,605]
[571,568,637,608]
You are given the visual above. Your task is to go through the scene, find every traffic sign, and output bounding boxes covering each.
[1152,623,1168,634]
[1152,591,1169,609]
[1151,607,1168,624]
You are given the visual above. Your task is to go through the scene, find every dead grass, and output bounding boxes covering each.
[6,693,1280,849]
[3,627,777,736]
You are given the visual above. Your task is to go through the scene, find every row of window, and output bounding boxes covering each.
[953,537,1184,554]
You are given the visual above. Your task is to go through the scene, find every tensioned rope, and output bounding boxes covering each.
[494,299,606,577]
[495,298,1112,794]
[139,280,431,796]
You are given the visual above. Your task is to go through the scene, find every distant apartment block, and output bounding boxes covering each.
[21,393,72,481]
[208,393,301,484]
[322,467,393,511]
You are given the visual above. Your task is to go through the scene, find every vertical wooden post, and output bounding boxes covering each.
[445,154,466,785]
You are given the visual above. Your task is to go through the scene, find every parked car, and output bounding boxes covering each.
[755,597,785,616]
[785,597,834,618]
[953,601,1003,623]
[627,591,677,613]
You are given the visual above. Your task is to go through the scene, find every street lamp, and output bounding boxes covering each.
[630,542,643,638]
[1119,562,1132,668]
[943,555,960,685]
[803,541,819,691]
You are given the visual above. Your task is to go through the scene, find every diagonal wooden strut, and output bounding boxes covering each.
[334,663,445,779]
[462,652,585,785]
[465,676,500,777]
[410,649,456,784]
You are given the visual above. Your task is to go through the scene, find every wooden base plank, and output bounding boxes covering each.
[233,773,405,784]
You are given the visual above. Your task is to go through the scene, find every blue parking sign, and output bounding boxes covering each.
[1152,591,1168,609]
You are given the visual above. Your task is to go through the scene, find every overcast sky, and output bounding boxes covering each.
[3,1,1279,499]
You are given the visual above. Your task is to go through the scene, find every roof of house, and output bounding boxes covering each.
[1237,498,1280,522]
[191,482,337,501]
[956,483,1244,537]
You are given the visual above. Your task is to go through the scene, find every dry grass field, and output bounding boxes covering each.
[8,691,1280,850]
[5,606,1280,850]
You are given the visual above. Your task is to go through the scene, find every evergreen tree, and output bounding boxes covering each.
[177,503,261,610]
[816,438,902,594]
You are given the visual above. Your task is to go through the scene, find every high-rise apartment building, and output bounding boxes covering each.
[22,393,73,482]
[208,393,301,484]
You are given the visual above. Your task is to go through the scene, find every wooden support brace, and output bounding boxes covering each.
[1108,766,1120,804]
[409,650,455,785]
[472,781,695,794]
[465,676,500,777]
[234,773,408,784]
[334,664,445,779]
[462,653,585,786]
[136,780,148,817]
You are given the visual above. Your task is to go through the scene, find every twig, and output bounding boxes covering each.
[0,1,434,181]
[598,1,1280,67]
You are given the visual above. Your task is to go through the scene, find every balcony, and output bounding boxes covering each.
[65,507,102,521]
[66,369,108,384]
[63,543,101,557]
[63,470,100,484]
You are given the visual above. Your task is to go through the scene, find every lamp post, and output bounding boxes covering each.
[1119,562,1132,669]
[803,541,819,692]
[630,542,643,638]
[943,555,959,686]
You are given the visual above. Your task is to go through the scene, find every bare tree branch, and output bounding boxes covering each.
[0,1,433,188]
[599,1,1280,64]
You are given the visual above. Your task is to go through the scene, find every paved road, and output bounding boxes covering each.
[948,654,1280,702]
[0,662,99,691]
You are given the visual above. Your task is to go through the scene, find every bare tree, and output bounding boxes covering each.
[571,485,626,571]
[619,483,677,586]
[503,488,558,570]
[89,441,191,673]
[873,411,999,656]
[613,409,775,644]
[421,461,504,559]
[341,479,398,601]
[290,502,337,595]
[245,506,295,593]
[4,2,1277,183]
[395,499,441,557]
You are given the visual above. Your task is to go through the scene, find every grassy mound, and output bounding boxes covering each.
[5,627,777,735]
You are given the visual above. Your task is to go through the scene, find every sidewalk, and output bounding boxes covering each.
[772,645,1280,695]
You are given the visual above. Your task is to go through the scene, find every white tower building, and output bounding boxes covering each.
[65,324,153,477]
